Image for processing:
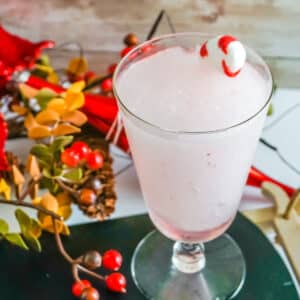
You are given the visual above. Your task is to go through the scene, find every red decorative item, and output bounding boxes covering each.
[72,280,92,297]
[102,249,123,271]
[0,26,54,90]
[0,112,8,171]
[105,272,127,293]
[246,167,295,197]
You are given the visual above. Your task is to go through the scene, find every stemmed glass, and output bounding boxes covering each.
[113,33,272,300]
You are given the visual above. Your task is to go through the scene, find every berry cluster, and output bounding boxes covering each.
[61,141,104,170]
[100,33,139,94]
[72,249,126,300]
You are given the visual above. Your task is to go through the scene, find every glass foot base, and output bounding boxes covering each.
[131,231,246,300]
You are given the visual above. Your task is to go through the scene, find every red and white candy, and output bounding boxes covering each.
[200,35,246,77]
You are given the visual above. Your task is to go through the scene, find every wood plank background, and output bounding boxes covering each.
[0,0,300,87]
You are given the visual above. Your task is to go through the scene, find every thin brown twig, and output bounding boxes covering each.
[56,179,78,195]
[72,263,81,282]
[52,216,106,282]
[0,199,62,220]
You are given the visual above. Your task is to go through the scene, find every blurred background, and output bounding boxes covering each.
[1,0,299,87]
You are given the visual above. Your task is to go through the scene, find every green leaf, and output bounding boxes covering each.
[38,54,50,66]
[15,209,31,235]
[23,231,42,252]
[31,144,53,165]
[35,88,57,110]
[39,177,59,194]
[5,233,28,250]
[62,168,83,181]
[0,219,9,235]
[50,136,73,153]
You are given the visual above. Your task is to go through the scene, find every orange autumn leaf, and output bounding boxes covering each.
[61,110,87,126]
[28,125,52,139]
[35,109,60,125]
[58,205,72,221]
[24,113,38,129]
[56,192,72,206]
[65,91,84,111]
[40,193,59,214]
[18,83,38,99]
[26,155,41,181]
[67,57,87,75]
[47,98,66,115]
[12,104,28,116]
[52,123,81,136]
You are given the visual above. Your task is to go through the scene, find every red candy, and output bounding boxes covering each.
[101,78,113,93]
[199,41,208,58]
[218,35,236,54]
[105,272,127,293]
[221,60,241,78]
[102,249,123,271]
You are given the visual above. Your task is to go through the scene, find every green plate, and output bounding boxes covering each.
[0,213,298,300]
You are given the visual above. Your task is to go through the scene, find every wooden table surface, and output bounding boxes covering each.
[0,0,299,87]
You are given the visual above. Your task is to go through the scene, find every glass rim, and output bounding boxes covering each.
[113,32,273,135]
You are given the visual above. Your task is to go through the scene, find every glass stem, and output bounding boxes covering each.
[172,241,206,274]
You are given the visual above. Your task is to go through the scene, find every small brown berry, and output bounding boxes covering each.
[79,189,97,206]
[123,33,139,46]
[81,287,100,300]
[83,250,102,270]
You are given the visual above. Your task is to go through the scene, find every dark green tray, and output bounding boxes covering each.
[0,213,298,300]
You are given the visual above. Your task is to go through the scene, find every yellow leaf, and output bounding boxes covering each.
[35,109,60,125]
[24,113,38,130]
[12,105,28,116]
[56,192,72,206]
[32,197,42,206]
[47,71,59,84]
[65,91,84,111]
[61,110,87,126]
[28,125,52,139]
[47,98,66,115]
[12,165,25,185]
[52,123,81,136]
[58,205,72,220]
[61,223,70,236]
[26,155,41,180]
[40,193,59,214]
[19,83,38,99]
[67,57,88,76]
[0,179,11,200]
[40,216,64,234]
[68,80,85,93]
[29,219,42,238]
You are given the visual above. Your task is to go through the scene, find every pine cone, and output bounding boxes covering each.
[69,126,117,220]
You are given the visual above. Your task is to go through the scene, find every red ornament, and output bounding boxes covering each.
[102,249,123,271]
[0,113,8,171]
[72,280,92,297]
[87,151,104,170]
[0,26,54,91]
[120,46,134,58]
[71,141,91,160]
[100,78,113,93]
[61,148,80,167]
[105,272,127,293]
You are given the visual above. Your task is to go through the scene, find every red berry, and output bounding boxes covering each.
[107,63,117,74]
[72,280,91,297]
[71,141,91,160]
[80,287,99,300]
[61,148,80,167]
[87,151,104,170]
[120,46,134,58]
[79,189,97,206]
[105,272,127,293]
[102,249,123,271]
[100,78,113,93]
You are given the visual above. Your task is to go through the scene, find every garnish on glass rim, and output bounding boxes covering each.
[200,35,246,77]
